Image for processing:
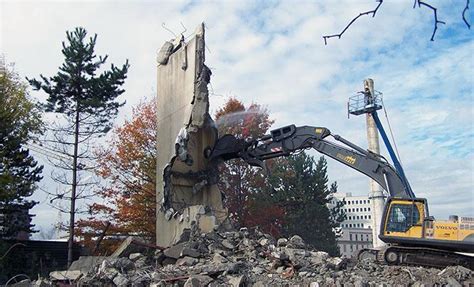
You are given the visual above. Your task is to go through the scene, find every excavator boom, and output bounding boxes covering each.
[208,124,412,199]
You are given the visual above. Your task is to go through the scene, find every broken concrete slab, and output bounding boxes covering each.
[227,275,246,287]
[163,242,186,259]
[156,41,174,65]
[288,235,305,248]
[113,273,130,287]
[221,239,235,250]
[110,257,135,271]
[129,252,143,261]
[184,275,213,287]
[176,256,199,266]
[110,236,155,258]
[30,279,51,287]
[49,270,83,281]
[446,277,462,287]
[213,252,228,263]
[181,246,201,258]
[68,256,106,273]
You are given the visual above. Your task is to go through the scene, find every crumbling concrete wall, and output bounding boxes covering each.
[156,23,226,247]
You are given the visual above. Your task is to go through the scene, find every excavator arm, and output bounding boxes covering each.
[208,124,412,199]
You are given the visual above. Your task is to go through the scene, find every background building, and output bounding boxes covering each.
[337,227,373,258]
[330,192,375,258]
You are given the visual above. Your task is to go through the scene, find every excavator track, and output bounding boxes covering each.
[358,246,473,270]
[382,246,473,270]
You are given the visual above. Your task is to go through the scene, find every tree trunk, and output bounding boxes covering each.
[68,108,80,267]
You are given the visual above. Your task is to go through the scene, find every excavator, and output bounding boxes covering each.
[206,120,474,269]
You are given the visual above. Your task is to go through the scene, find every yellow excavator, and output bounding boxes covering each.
[207,109,474,269]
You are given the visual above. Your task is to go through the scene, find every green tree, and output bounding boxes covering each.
[0,59,43,239]
[28,27,129,266]
[264,153,343,256]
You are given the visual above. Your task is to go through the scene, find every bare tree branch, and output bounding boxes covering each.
[463,0,471,29]
[323,0,471,44]
[323,0,383,45]
[414,0,446,41]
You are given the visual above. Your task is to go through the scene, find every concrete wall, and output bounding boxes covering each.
[156,24,226,247]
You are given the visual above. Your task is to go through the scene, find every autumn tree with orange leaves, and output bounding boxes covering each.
[214,98,285,236]
[76,99,156,253]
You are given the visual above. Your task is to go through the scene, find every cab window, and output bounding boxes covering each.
[387,204,420,232]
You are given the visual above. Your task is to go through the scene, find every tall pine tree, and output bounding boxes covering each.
[28,27,129,266]
[0,59,43,239]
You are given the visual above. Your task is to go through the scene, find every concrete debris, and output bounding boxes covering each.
[156,41,174,65]
[163,242,186,259]
[175,127,192,165]
[288,234,305,248]
[42,227,473,286]
[129,252,143,261]
[49,270,83,281]
[110,236,157,258]
[277,237,288,247]
[68,256,107,273]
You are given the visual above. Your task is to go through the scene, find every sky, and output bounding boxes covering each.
[1,0,473,237]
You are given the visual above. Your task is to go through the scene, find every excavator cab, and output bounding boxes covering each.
[380,198,428,242]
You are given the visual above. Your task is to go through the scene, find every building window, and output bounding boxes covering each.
[361,223,364,228]
[369,215,371,219]
[364,208,367,212]
[368,207,371,211]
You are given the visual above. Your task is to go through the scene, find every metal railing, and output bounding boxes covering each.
[348,91,383,116]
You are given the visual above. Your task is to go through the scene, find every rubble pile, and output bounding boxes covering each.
[33,227,472,286]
